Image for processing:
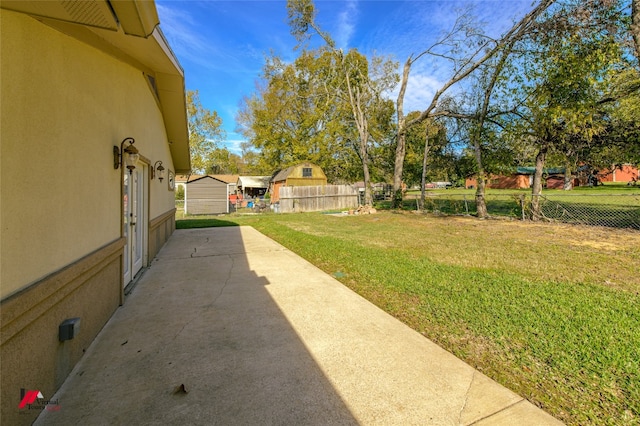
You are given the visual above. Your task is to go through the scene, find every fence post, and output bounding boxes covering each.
[464,195,469,215]
[520,194,525,221]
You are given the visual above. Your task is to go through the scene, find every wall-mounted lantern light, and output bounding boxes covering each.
[113,137,139,173]
[152,160,165,182]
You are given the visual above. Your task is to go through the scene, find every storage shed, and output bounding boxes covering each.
[211,174,239,194]
[185,176,230,214]
[270,163,327,203]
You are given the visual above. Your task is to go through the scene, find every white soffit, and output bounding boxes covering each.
[1,0,118,31]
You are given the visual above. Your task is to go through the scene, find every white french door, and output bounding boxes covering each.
[123,165,147,286]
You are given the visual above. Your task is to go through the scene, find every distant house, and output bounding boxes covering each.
[270,163,327,203]
[465,167,567,190]
[185,176,231,215]
[598,164,639,184]
[237,176,271,198]
[545,175,566,190]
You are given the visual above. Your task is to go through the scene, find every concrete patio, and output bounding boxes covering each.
[35,226,562,425]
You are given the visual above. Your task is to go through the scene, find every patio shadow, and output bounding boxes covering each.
[35,226,357,425]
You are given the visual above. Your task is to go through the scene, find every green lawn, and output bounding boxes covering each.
[177,210,640,425]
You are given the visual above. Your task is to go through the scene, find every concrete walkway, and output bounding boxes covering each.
[36,226,562,425]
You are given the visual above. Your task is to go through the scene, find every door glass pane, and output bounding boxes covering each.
[123,173,130,278]
[133,170,142,263]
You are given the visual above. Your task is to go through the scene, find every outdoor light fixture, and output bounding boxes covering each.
[113,137,140,173]
[152,160,165,182]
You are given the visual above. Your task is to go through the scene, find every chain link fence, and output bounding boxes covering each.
[418,192,640,230]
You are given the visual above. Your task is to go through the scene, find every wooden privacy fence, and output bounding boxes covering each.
[278,185,358,213]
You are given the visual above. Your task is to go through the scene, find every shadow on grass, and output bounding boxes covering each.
[176,217,240,229]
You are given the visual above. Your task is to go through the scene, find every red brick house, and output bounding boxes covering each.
[465,167,566,190]
[598,164,639,184]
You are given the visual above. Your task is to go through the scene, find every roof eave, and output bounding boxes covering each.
[1,0,191,173]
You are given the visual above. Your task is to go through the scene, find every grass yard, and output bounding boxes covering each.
[400,185,640,229]
[176,210,640,425]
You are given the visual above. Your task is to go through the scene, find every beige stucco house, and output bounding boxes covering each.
[0,1,190,423]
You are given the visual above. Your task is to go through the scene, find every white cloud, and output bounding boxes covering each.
[156,4,211,66]
[387,69,444,114]
[157,2,257,75]
[221,136,247,156]
[335,0,358,49]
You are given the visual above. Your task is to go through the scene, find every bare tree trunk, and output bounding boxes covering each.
[361,146,373,206]
[531,146,547,220]
[469,37,516,219]
[632,0,640,61]
[419,133,430,210]
[475,179,488,218]
[563,164,573,190]
[359,139,372,206]
[392,132,406,208]
[392,58,411,208]
[391,0,554,209]
[473,136,488,218]
[346,74,373,206]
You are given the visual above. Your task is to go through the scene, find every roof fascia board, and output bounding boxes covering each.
[187,176,227,184]
[155,72,190,173]
[108,0,159,37]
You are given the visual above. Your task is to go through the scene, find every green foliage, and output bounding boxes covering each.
[239,0,400,197]
[402,113,453,186]
[174,185,184,201]
[504,0,634,166]
[238,50,354,179]
[187,90,226,174]
[207,147,242,174]
[238,47,397,184]
[588,69,640,166]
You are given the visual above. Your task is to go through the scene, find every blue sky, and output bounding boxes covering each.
[156,0,536,154]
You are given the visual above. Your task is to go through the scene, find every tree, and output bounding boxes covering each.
[341,50,398,204]
[286,0,398,205]
[207,148,243,175]
[236,50,361,181]
[400,113,449,207]
[582,68,640,168]
[449,40,519,218]
[391,0,555,208]
[633,0,640,60]
[506,0,632,218]
[187,90,226,174]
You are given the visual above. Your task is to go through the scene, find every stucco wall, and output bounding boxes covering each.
[1,8,181,424]
[0,9,175,299]
[1,239,124,425]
